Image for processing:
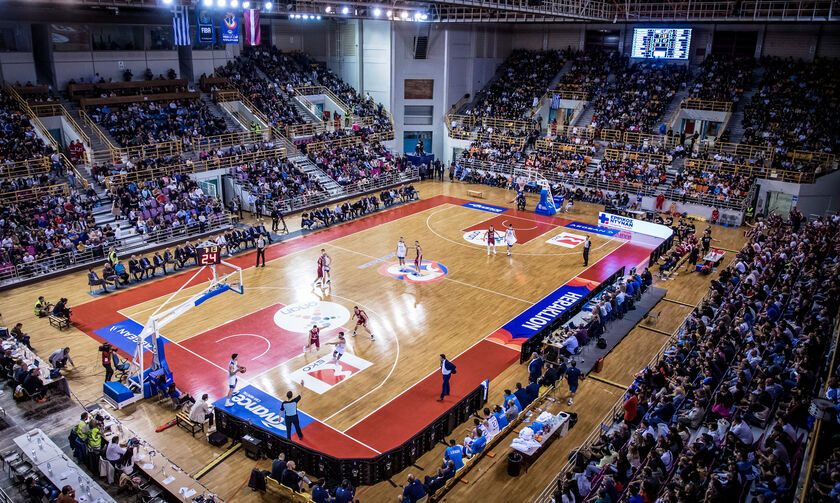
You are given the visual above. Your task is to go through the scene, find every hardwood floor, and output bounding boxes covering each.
[0,180,748,502]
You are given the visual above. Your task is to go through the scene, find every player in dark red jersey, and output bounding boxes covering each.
[414,241,423,276]
[484,225,497,255]
[313,249,331,288]
[305,324,321,353]
[351,306,374,340]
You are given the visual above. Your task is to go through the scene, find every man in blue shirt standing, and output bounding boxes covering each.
[444,439,464,469]
[565,360,583,406]
[401,474,426,503]
[528,352,544,382]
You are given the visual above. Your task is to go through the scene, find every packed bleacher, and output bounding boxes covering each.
[215,56,304,129]
[589,61,688,133]
[0,89,55,164]
[230,156,326,205]
[548,213,840,503]
[741,57,839,160]
[86,98,227,147]
[464,49,566,120]
[689,55,755,103]
[308,142,403,186]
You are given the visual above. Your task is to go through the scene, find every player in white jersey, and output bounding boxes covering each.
[484,225,497,255]
[224,353,246,407]
[326,332,347,366]
[313,249,332,288]
[505,223,517,257]
[396,237,407,271]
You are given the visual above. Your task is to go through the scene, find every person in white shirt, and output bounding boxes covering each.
[105,436,126,463]
[730,416,754,445]
[559,335,578,356]
[49,347,74,370]
[189,393,216,433]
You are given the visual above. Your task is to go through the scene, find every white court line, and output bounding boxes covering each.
[324,243,532,304]
[216,334,272,360]
[425,205,624,257]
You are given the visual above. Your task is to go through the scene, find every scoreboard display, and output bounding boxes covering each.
[631,28,692,60]
[197,246,221,265]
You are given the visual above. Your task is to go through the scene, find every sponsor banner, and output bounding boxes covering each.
[546,232,586,248]
[273,301,351,333]
[93,319,169,356]
[564,221,620,237]
[461,202,508,214]
[196,9,216,43]
[598,212,673,239]
[463,229,505,246]
[212,385,314,434]
[378,260,448,284]
[221,12,239,44]
[489,277,598,345]
[289,352,373,394]
[358,252,396,269]
[462,215,555,245]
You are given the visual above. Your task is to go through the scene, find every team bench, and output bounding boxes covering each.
[466,189,484,199]
[265,476,314,502]
[176,409,204,436]
[48,315,70,330]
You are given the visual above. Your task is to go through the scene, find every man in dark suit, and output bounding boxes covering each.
[128,255,142,282]
[173,245,186,268]
[183,242,196,265]
[255,223,272,243]
[438,354,456,402]
[153,252,167,275]
[270,453,286,480]
[514,382,531,408]
[139,256,154,279]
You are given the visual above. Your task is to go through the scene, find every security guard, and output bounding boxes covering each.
[34,296,52,317]
[70,412,90,445]
[86,421,103,453]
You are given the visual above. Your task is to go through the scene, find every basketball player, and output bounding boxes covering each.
[326,332,347,367]
[396,237,407,271]
[351,306,374,340]
[313,249,332,287]
[413,241,423,276]
[305,324,320,353]
[224,353,246,407]
[484,225,497,255]
[505,223,517,257]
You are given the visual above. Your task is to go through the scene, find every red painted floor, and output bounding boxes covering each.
[462,214,558,244]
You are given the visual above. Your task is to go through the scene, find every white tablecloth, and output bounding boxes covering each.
[511,412,571,456]
[14,429,66,464]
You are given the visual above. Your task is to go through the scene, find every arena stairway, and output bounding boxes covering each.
[659,86,691,131]
[725,66,764,143]
[60,97,121,166]
[290,154,345,197]
[200,93,247,133]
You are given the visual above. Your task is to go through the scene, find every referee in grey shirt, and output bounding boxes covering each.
[280,383,304,440]
[582,235,591,266]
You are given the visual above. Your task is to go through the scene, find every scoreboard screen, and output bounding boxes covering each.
[630,28,692,60]
[197,246,221,266]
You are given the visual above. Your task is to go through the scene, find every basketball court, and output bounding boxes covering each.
[70,195,664,458]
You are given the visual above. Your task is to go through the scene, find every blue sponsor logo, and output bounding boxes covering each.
[213,385,314,434]
[564,222,620,237]
[93,319,169,355]
[462,202,508,213]
[598,214,610,224]
[501,284,593,339]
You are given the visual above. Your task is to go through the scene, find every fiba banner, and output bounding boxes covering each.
[196,9,216,44]
[243,9,261,46]
[221,12,239,44]
[598,212,673,240]
[489,277,598,345]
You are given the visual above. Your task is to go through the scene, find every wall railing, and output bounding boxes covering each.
[0,183,69,202]
[679,98,733,112]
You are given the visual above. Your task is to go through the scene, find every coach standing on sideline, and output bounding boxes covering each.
[256,233,266,267]
[280,382,305,441]
[437,354,456,401]
[582,235,591,266]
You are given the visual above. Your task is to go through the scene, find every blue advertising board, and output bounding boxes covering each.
[212,385,315,435]
[461,202,508,214]
[564,221,620,237]
[93,319,170,355]
[491,281,593,344]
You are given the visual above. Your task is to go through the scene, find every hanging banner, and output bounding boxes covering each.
[196,9,216,44]
[221,12,239,44]
[243,9,261,46]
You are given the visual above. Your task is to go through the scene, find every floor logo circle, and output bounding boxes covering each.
[273,301,351,332]
[463,230,505,246]
[378,260,448,284]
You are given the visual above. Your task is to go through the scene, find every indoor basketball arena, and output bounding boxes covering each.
[0,2,839,503]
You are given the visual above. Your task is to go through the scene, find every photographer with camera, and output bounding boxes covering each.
[100,343,117,382]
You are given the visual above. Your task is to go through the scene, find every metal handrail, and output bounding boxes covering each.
[0,183,69,202]
[680,98,733,112]
[305,136,363,154]
[79,108,118,152]
[0,158,50,179]
[683,158,815,184]
[534,139,596,156]
[603,149,667,164]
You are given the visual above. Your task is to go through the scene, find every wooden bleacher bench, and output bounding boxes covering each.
[175,409,204,436]
[48,315,70,330]
[265,476,313,502]
[466,189,484,199]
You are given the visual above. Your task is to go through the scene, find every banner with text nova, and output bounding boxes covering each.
[489,277,598,346]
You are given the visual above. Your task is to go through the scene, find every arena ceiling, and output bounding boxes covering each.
[38,0,840,23]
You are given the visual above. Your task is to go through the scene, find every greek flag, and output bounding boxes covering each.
[172,5,191,46]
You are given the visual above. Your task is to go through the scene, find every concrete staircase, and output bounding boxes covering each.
[200,93,246,133]
[659,87,691,131]
[725,67,764,143]
[290,154,344,197]
[60,97,119,166]
[572,102,596,128]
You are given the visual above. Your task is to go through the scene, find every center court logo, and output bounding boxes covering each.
[273,301,351,333]
[378,260,448,284]
[463,230,505,246]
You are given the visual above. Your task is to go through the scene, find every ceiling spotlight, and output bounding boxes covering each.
[304,14,310,19]
[243,0,250,7]
[325,5,332,12]
[162,0,173,4]
[264,1,272,9]
[386,9,392,16]
[316,15,321,19]
[421,13,428,20]
[400,10,408,19]
[231,0,238,6]
[341,6,349,14]
[373,7,381,16]
[217,0,227,7]
[202,0,212,6]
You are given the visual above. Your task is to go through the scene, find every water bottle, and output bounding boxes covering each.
[37,436,43,448]
[47,462,52,473]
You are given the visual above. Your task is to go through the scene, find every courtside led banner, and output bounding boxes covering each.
[212,385,314,434]
[598,212,673,240]
[489,277,599,346]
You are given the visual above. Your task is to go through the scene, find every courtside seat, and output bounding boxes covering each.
[265,476,314,502]
[176,409,203,436]
[49,315,70,330]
